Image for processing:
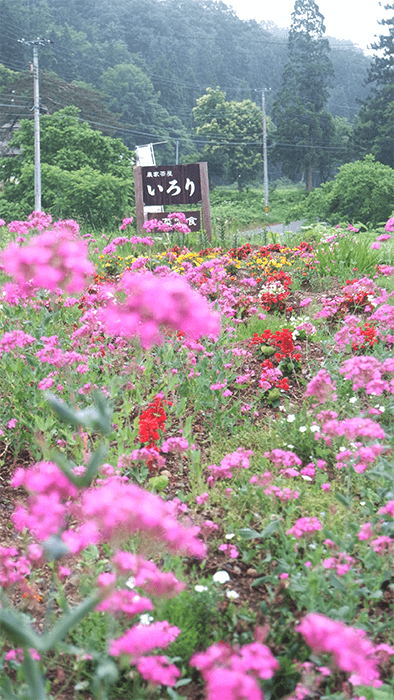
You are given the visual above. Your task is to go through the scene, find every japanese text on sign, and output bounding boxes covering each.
[141,164,201,205]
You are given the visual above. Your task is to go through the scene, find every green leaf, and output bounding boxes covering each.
[335,492,352,508]
[45,393,82,428]
[0,609,42,651]
[260,519,282,538]
[80,442,108,487]
[238,527,262,540]
[0,675,20,699]
[40,593,101,653]
[43,535,70,561]
[22,649,46,700]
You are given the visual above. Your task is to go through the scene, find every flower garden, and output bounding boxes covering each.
[1,210,394,700]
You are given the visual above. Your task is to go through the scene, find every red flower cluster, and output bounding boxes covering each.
[258,271,292,314]
[228,243,252,260]
[258,243,285,256]
[336,279,371,318]
[138,397,170,449]
[351,322,378,354]
[250,328,301,362]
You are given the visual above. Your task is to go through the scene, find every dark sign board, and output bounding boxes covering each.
[147,211,201,232]
[141,163,201,206]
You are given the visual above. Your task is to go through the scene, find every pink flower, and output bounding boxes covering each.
[136,655,181,687]
[286,517,322,539]
[385,217,394,232]
[371,242,381,250]
[1,225,94,296]
[109,620,180,658]
[300,297,312,307]
[98,271,220,347]
[196,492,209,505]
[297,613,383,686]
[305,369,337,404]
[190,639,279,700]
[219,543,239,558]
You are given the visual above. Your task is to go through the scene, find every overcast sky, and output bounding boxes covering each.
[222,0,388,53]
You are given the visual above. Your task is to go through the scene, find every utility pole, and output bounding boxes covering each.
[255,88,271,219]
[18,38,51,212]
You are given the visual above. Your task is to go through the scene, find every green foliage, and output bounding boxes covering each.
[193,87,274,191]
[157,589,218,666]
[299,155,394,225]
[0,107,135,226]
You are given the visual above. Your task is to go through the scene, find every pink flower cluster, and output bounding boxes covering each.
[304,369,337,404]
[112,551,185,598]
[109,620,181,686]
[190,638,279,700]
[102,235,154,255]
[207,448,253,483]
[339,355,394,395]
[10,461,206,561]
[297,612,390,686]
[286,517,322,539]
[322,553,355,576]
[1,224,94,296]
[98,270,221,347]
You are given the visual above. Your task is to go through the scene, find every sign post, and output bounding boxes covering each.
[134,162,212,240]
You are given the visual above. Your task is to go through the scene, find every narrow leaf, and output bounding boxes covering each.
[260,519,281,538]
[0,609,42,651]
[40,593,101,653]
[22,649,46,700]
[238,527,262,540]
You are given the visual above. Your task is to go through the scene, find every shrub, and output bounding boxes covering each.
[300,155,394,225]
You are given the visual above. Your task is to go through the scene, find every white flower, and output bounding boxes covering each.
[301,475,313,481]
[310,425,320,432]
[195,585,209,593]
[349,397,357,404]
[287,444,295,449]
[226,590,240,599]
[213,570,230,584]
[287,414,296,423]
[299,426,307,433]
[139,614,154,625]
[126,576,135,590]
[225,533,235,540]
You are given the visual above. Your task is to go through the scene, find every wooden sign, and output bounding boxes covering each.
[134,162,211,240]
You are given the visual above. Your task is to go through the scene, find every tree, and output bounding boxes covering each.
[353,4,394,168]
[0,107,135,226]
[272,0,334,190]
[193,87,274,191]
[99,62,197,163]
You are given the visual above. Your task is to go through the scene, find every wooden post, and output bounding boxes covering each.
[133,165,144,233]
[199,161,212,241]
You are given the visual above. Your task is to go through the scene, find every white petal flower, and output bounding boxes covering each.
[226,590,240,599]
[213,570,230,584]
[139,614,154,625]
[195,585,209,592]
